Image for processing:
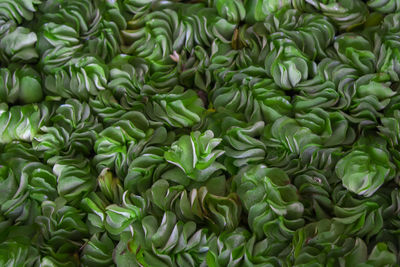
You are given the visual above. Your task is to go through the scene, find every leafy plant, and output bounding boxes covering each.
[1,0,400,266]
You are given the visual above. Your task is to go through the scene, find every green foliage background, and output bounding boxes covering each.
[1,0,400,266]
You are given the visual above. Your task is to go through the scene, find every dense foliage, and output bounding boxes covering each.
[1,0,400,266]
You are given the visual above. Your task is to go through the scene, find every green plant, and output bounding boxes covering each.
[1,0,400,266]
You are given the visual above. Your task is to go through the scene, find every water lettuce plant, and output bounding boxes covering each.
[1,0,400,266]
